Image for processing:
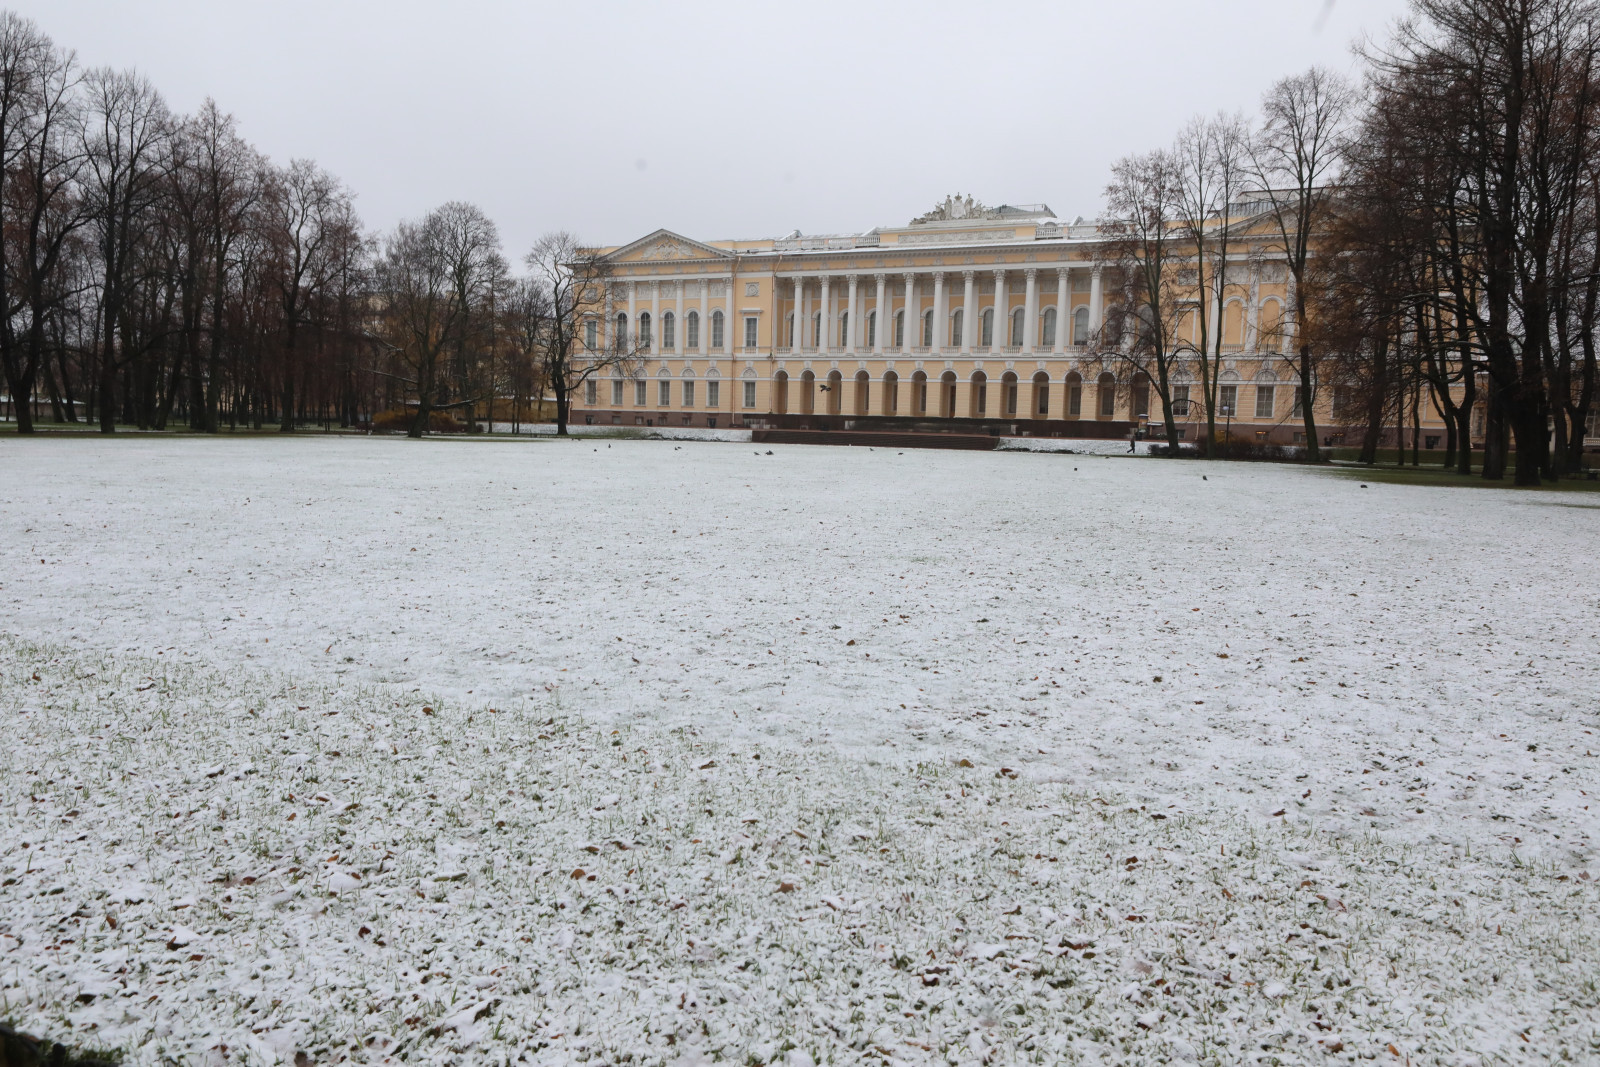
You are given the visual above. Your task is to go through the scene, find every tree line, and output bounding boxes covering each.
[1101,0,1598,484]
[0,11,632,439]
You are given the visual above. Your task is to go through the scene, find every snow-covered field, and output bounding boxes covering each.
[1,436,1597,1065]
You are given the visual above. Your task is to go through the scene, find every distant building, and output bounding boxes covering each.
[569,199,1528,450]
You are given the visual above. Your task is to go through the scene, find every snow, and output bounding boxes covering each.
[1,435,1597,1064]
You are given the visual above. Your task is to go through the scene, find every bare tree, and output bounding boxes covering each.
[1100,149,1187,450]
[1251,67,1359,463]
[0,13,88,435]
[523,231,642,436]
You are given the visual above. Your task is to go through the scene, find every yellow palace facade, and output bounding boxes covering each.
[571,199,1342,445]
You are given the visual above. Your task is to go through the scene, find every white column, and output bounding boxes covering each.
[725,275,736,352]
[931,272,946,351]
[1054,268,1069,353]
[1088,265,1104,343]
[901,273,916,350]
[846,274,859,353]
[961,271,975,354]
[699,278,709,355]
[675,282,685,354]
[992,270,1006,348]
[626,283,637,351]
[873,274,887,354]
[1246,258,1261,353]
[821,275,833,351]
[1023,268,1039,352]
[650,281,661,356]
[1283,271,1298,354]
[798,277,809,349]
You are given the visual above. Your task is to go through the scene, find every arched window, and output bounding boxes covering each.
[639,312,653,347]
[787,313,796,348]
[662,311,676,350]
[922,310,933,347]
[1223,302,1244,346]
[1066,371,1083,416]
[1258,299,1283,352]
[839,311,849,348]
[971,371,988,417]
[1002,371,1019,416]
[1097,372,1116,417]
[912,370,928,414]
[813,312,822,347]
[680,367,695,408]
[711,310,724,349]
[951,309,964,347]
[1041,307,1057,347]
[939,371,957,418]
[883,370,899,414]
[1010,307,1025,347]
[981,308,994,347]
[1033,371,1051,416]
[867,310,876,348]
[894,310,905,348]
[826,370,843,415]
[773,370,789,413]
[615,313,628,350]
[854,370,870,415]
[800,369,816,414]
[686,310,700,349]
[1073,307,1089,346]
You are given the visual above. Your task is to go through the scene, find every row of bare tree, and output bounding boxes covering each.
[1100,0,1599,483]
[0,11,619,440]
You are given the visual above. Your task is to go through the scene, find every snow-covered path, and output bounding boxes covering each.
[1,437,1597,1064]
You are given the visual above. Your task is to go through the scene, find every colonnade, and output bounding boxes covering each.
[785,266,1103,356]
[615,276,740,356]
[770,365,1131,423]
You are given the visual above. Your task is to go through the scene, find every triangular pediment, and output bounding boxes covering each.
[604,228,733,264]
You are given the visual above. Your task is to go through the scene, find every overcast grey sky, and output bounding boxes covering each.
[31,0,1411,258]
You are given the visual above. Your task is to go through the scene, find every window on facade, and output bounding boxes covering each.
[1036,376,1050,416]
[584,380,597,405]
[1098,375,1116,417]
[585,320,597,350]
[1068,382,1082,416]
[981,308,993,347]
[743,381,757,408]
[839,312,848,348]
[686,311,699,349]
[1255,385,1276,419]
[683,380,695,407]
[1171,384,1190,416]
[639,312,652,347]
[658,379,671,406]
[1219,385,1238,417]
[894,310,904,348]
[1010,308,1025,347]
[1292,386,1306,418]
[663,312,676,350]
[611,379,623,406]
[635,379,647,406]
[922,310,933,347]
[951,309,963,347]
[1073,307,1089,346]
[744,316,758,348]
[1006,380,1018,415]
[813,312,821,346]
[615,313,628,350]
[1042,307,1056,347]
[706,381,719,407]
[787,314,796,347]
[867,310,876,348]
[711,310,725,349]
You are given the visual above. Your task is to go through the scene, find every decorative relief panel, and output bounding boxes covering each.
[640,239,698,260]
[744,282,760,297]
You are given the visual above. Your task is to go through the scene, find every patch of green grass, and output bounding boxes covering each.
[1322,464,1600,492]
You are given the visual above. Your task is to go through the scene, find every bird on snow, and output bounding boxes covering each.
[765,450,773,455]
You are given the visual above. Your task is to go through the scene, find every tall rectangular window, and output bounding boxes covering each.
[686,313,699,349]
[743,381,756,408]
[711,311,724,349]
[1293,386,1306,418]
[706,381,719,407]
[635,380,647,406]
[1220,385,1237,417]
[744,316,758,348]
[1255,385,1276,419]
[585,320,597,349]
[683,380,695,407]
[584,380,597,405]
[611,379,623,405]
[1098,382,1115,417]
[1068,384,1082,416]
[658,380,671,406]
[1172,384,1190,415]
